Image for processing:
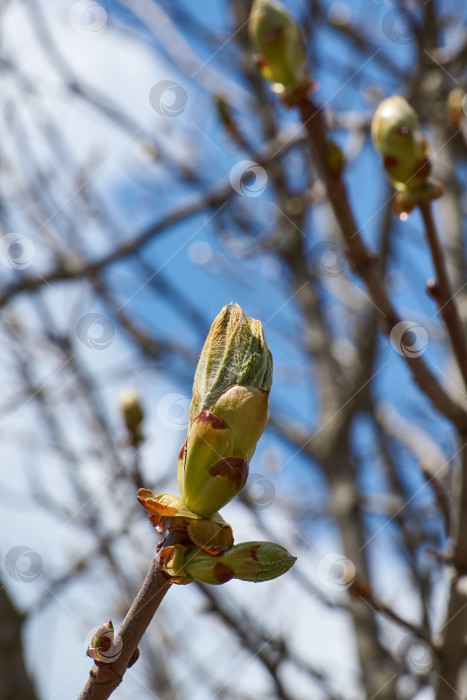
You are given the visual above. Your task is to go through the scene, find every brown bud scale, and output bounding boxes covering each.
[214,563,235,583]
[197,410,228,429]
[208,457,249,489]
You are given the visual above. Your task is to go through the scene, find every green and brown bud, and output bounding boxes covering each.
[137,489,234,554]
[371,96,429,191]
[119,387,144,445]
[191,303,272,418]
[178,304,272,518]
[178,411,248,518]
[248,0,310,101]
[371,95,443,212]
[394,180,443,220]
[159,545,193,584]
[182,541,296,585]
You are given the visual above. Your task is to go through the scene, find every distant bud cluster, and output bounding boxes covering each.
[248,0,311,105]
[371,95,442,218]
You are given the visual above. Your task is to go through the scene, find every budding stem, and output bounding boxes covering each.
[78,531,183,700]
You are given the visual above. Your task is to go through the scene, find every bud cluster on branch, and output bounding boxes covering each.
[248,1,442,220]
[371,96,443,218]
[248,0,346,174]
[138,304,295,585]
[249,0,311,104]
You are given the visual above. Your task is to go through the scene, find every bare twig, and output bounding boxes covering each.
[421,200,467,391]
[78,539,175,700]
[357,589,433,646]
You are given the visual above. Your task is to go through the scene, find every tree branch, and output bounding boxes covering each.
[296,95,467,432]
[421,201,467,392]
[78,536,176,700]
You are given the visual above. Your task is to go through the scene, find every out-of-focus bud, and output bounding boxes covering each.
[446,88,466,129]
[326,139,346,177]
[178,304,272,518]
[181,541,296,585]
[394,180,443,220]
[119,387,144,445]
[137,489,234,553]
[248,0,310,103]
[371,96,429,191]
[87,621,123,664]
[215,94,244,146]
[372,95,443,213]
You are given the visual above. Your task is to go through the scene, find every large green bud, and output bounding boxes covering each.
[178,304,272,518]
[183,541,296,584]
[371,96,429,191]
[191,303,272,417]
[248,0,309,99]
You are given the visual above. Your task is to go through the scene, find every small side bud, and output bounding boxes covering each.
[183,541,296,585]
[248,0,310,103]
[394,180,443,220]
[187,518,234,554]
[87,621,123,664]
[159,545,193,584]
[137,489,233,553]
[119,388,144,445]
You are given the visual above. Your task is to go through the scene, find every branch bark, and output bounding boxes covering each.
[420,201,467,391]
[0,584,39,700]
[78,539,176,700]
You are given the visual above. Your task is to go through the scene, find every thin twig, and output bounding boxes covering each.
[420,200,467,392]
[357,590,433,646]
[78,535,177,700]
